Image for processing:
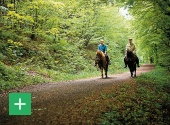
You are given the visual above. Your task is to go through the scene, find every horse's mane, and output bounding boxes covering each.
[96,50,105,58]
[127,50,133,58]
[96,50,106,64]
[127,50,136,63]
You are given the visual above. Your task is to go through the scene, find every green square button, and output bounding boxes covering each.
[9,93,32,115]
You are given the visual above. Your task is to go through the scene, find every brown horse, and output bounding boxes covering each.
[95,50,108,78]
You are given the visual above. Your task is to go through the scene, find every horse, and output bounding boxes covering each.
[95,50,108,78]
[125,50,137,77]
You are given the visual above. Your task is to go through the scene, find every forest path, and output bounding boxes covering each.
[0,64,155,125]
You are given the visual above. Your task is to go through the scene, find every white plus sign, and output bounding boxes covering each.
[14,98,26,110]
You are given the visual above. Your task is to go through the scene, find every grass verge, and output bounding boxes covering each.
[0,61,127,92]
[99,66,170,124]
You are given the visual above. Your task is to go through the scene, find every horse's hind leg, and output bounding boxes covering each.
[105,70,107,78]
[131,72,133,77]
[134,70,136,77]
[101,68,103,78]
[105,67,108,78]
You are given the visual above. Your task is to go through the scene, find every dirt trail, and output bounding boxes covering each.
[0,64,155,125]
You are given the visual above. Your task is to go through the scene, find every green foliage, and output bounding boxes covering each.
[0,62,46,92]
[100,67,170,124]
[137,66,170,94]
[0,0,130,91]
[121,0,170,67]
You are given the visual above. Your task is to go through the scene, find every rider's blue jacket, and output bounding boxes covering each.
[98,44,107,53]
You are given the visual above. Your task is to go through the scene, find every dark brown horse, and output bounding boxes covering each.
[95,50,108,78]
[126,50,137,77]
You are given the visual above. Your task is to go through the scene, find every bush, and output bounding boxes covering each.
[0,62,45,92]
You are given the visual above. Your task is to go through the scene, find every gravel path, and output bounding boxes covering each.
[0,64,155,125]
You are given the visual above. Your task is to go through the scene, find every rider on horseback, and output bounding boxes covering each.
[124,38,140,68]
[98,39,111,65]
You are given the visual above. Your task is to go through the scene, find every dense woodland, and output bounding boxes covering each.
[0,0,170,91]
[0,0,170,124]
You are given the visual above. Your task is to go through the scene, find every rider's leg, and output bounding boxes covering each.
[105,54,111,65]
[135,56,140,67]
[135,55,140,67]
[124,56,127,68]
[133,52,140,67]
